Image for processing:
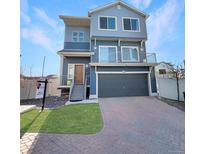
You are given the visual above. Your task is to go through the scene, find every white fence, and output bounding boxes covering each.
[157,77,185,101]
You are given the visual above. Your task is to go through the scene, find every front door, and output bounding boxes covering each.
[74,64,84,84]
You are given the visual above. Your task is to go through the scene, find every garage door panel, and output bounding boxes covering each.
[98,74,149,97]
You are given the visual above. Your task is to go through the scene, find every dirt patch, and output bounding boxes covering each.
[156,96,185,112]
[20,96,68,108]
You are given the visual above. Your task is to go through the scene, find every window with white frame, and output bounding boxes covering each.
[99,46,117,63]
[67,64,74,79]
[121,47,139,62]
[72,31,84,42]
[99,16,116,30]
[123,18,140,31]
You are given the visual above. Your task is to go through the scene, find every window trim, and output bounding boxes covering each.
[72,31,85,42]
[121,46,140,62]
[98,45,118,63]
[98,16,117,31]
[122,17,140,32]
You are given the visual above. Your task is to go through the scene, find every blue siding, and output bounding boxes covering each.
[62,57,90,85]
[90,4,147,39]
[150,67,157,93]
[64,42,90,50]
[90,67,96,95]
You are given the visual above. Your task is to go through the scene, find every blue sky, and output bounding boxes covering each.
[20,0,184,76]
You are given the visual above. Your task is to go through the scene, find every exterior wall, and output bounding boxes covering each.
[91,40,146,63]
[90,5,147,39]
[62,57,90,85]
[64,42,90,50]
[64,25,90,50]
[64,25,90,42]
[157,77,185,101]
[150,67,157,93]
[90,66,96,95]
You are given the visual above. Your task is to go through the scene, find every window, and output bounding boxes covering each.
[72,31,84,42]
[123,18,140,31]
[67,64,74,79]
[99,16,116,30]
[159,69,166,75]
[99,46,117,63]
[121,47,139,62]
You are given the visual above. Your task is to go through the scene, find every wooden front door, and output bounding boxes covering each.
[74,65,84,84]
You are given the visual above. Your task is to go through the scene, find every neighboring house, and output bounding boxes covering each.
[58,0,157,101]
[155,62,175,78]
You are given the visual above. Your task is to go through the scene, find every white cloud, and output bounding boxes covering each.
[146,0,184,50]
[20,0,30,24]
[33,7,58,31]
[128,0,152,9]
[21,27,54,52]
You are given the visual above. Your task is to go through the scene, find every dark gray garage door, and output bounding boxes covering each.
[98,74,149,97]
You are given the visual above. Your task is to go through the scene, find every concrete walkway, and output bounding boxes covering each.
[20,105,36,113]
[20,97,185,154]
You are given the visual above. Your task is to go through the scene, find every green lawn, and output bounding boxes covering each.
[20,103,103,134]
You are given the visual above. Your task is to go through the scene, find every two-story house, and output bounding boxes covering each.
[58,1,157,101]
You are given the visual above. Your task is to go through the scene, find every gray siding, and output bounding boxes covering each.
[62,57,90,85]
[64,25,90,42]
[91,40,146,63]
[90,5,147,39]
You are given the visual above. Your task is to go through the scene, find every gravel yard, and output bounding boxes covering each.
[20,96,68,108]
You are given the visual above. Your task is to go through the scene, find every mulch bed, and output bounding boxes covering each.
[20,96,68,109]
[156,96,185,112]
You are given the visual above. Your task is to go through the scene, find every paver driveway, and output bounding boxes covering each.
[21,97,185,154]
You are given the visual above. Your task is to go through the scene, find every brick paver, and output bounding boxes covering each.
[20,96,185,154]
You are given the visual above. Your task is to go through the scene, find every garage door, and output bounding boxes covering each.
[98,74,149,97]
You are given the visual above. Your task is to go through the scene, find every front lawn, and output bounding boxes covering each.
[20,103,103,134]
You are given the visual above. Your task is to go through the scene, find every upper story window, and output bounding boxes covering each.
[99,16,117,30]
[121,46,140,62]
[122,17,140,32]
[99,46,117,63]
[72,31,84,42]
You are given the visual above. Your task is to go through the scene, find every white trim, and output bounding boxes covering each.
[96,71,150,74]
[88,1,149,19]
[89,94,97,99]
[122,17,140,32]
[121,46,140,62]
[58,52,91,57]
[98,45,118,63]
[98,16,117,31]
[59,55,64,85]
[147,73,152,96]
[72,31,85,42]
[90,63,157,67]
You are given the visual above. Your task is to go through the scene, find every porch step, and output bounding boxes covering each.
[70,84,85,101]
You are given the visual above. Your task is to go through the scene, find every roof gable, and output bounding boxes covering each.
[88,1,149,19]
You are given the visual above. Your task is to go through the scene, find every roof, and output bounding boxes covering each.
[158,61,174,67]
[88,0,149,19]
[59,15,90,26]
